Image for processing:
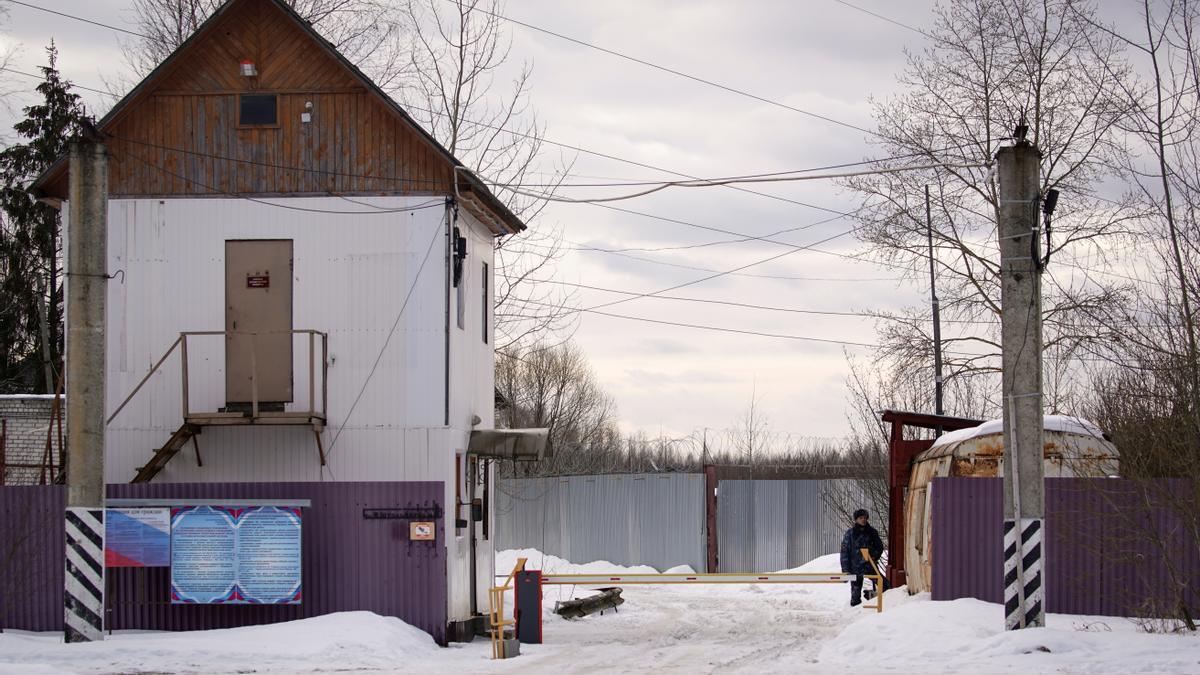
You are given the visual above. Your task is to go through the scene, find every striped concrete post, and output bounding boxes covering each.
[64,137,108,642]
[997,134,1046,630]
[64,508,105,641]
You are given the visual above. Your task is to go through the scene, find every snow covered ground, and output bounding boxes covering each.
[2,551,1197,674]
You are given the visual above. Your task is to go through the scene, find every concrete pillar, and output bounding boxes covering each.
[996,139,1046,630]
[64,138,108,642]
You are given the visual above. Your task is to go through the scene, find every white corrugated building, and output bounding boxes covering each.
[31,0,542,641]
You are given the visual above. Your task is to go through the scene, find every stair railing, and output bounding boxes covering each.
[107,330,329,425]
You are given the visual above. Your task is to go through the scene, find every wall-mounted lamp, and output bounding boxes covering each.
[452,226,468,286]
[1036,188,1060,272]
[1042,188,1059,216]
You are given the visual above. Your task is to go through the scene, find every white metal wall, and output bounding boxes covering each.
[63,195,500,622]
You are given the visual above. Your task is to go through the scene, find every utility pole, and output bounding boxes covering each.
[996,126,1045,631]
[925,185,944,417]
[64,133,108,643]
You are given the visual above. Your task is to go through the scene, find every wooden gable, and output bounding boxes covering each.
[33,0,522,234]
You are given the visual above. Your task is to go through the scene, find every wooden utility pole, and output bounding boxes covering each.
[996,128,1046,630]
[64,135,108,643]
[925,185,944,416]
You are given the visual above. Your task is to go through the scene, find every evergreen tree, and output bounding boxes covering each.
[0,43,87,393]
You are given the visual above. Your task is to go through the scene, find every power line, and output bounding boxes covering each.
[520,297,882,348]
[450,0,880,138]
[579,200,911,271]
[0,66,110,96]
[497,156,954,188]
[4,0,147,38]
[581,221,865,313]
[485,161,991,204]
[103,135,916,276]
[566,210,858,255]
[522,240,902,282]
[829,0,936,40]
[525,277,990,322]
[109,135,908,274]
[110,133,1159,296]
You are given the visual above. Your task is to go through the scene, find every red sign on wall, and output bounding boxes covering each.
[246,274,270,288]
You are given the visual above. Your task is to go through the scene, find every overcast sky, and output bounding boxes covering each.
[1,0,960,443]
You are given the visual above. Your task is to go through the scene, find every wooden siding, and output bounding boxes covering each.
[40,0,455,202]
[106,91,452,197]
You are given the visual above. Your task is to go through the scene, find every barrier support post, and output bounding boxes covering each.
[860,548,884,613]
[488,557,527,659]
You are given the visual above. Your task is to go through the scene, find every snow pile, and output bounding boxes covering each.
[497,547,687,575]
[931,414,1108,449]
[0,611,440,675]
[7,550,1196,674]
[820,593,1200,674]
[778,552,843,574]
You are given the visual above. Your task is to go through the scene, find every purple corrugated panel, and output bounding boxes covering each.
[0,485,66,631]
[1,482,446,645]
[931,476,1002,603]
[932,477,1199,618]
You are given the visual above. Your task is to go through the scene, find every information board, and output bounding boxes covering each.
[170,505,302,604]
[105,507,171,567]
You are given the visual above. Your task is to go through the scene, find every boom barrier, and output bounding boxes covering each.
[488,548,885,659]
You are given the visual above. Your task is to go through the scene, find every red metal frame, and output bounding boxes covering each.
[704,465,718,573]
[880,410,981,588]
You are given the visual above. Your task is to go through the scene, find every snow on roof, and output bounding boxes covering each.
[930,415,1107,450]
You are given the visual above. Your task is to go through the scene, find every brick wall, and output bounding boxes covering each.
[0,396,59,485]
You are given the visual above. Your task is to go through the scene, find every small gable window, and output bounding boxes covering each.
[239,94,278,126]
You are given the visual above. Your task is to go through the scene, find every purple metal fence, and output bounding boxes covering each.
[0,482,448,644]
[0,486,65,631]
[932,477,1199,618]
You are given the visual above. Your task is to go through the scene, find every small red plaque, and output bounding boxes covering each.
[246,274,270,288]
[410,521,435,541]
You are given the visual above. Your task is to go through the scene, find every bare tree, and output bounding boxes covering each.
[845,0,1137,416]
[730,386,774,481]
[495,339,620,474]
[1071,0,1200,428]
[1065,4,1200,629]
[400,0,577,356]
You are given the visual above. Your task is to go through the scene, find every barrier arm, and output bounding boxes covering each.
[489,557,527,659]
[860,548,884,613]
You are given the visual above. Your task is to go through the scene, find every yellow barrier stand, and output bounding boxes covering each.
[488,557,527,659]
[490,551,884,659]
[859,548,884,613]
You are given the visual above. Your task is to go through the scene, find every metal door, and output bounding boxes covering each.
[225,240,293,404]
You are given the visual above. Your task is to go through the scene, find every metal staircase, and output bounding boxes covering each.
[110,330,329,483]
[133,423,201,483]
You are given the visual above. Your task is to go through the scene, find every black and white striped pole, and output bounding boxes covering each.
[996,125,1046,630]
[64,134,108,643]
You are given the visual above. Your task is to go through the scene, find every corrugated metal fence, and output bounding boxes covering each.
[932,477,1200,617]
[496,473,706,572]
[496,475,866,573]
[0,482,448,643]
[717,479,865,572]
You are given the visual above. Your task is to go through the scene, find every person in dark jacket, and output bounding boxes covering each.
[840,508,884,607]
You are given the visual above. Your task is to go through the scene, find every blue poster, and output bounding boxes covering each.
[106,508,171,567]
[170,506,302,604]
